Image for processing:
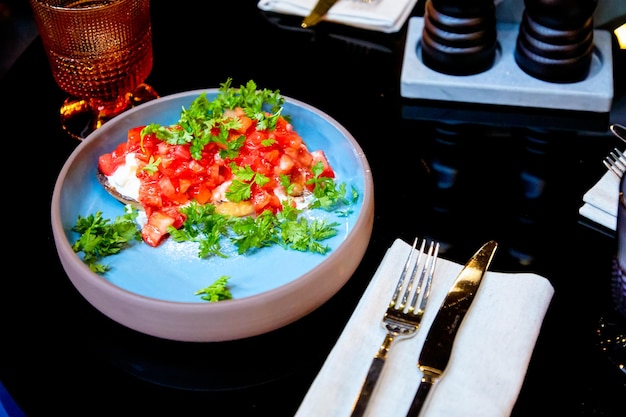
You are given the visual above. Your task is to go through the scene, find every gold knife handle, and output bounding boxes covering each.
[350,356,385,417]
[405,377,435,417]
[301,0,339,28]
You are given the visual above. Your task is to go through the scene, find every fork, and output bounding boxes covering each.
[603,148,626,178]
[350,237,439,417]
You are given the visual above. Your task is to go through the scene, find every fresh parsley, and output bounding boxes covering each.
[307,161,358,214]
[142,156,161,174]
[194,276,233,302]
[140,78,286,160]
[166,199,340,258]
[168,202,231,258]
[226,164,270,202]
[71,205,142,273]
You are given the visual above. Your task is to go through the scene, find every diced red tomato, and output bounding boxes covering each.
[179,178,192,194]
[141,208,186,247]
[311,150,335,178]
[190,183,213,205]
[275,154,294,175]
[139,182,163,208]
[142,211,176,247]
[126,126,144,149]
[99,108,338,247]
[158,176,187,205]
[98,142,128,176]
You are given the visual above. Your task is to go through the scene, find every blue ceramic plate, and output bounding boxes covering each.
[51,89,374,342]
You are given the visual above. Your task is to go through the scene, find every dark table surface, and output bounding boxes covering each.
[1,1,625,416]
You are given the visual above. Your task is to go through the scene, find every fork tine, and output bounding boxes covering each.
[398,239,427,311]
[410,241,439,315]
[604,148,626,177]
[391,238,438,316]
[388,237,419,310]
[614,149,626,171]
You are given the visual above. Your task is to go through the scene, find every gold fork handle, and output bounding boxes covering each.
[350,356,386,417]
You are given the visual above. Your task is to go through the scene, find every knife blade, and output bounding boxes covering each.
[301,0,340,28]
[405,240,498,417]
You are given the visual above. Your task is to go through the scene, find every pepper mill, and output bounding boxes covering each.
[514,0,598,83]
[420,0,497,76]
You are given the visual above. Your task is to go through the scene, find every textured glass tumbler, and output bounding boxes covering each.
[29,0,159,139]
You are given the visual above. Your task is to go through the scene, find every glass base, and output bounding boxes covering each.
[596,313,626,375]
[59,83,159,140]
[596,258,626,376]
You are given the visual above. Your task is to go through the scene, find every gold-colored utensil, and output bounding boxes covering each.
[603,148,626,178]
[301,0,340,28]
[405,240,498,417]
[610,123,626,144]
[350,238,440,417]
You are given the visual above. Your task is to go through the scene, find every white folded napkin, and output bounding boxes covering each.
[579,168,621,231]
[295,238,554,417]
[257,0,418,33]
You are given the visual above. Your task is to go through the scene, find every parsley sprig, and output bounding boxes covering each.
[71,206,142,273]
[194,276,232,302]
[307,161,359,216]
[226,164,270,202]
[168,200,340,258]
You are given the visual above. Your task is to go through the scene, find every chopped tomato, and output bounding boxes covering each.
[275,154,294,175]
[190,183,213,205]
[311,150,335,178]
[179,178,192,194]
[99,107,337,247]
[141,211,176,247]
[139,182,163,209]
[98,142,128,176]
[126,126,144,149]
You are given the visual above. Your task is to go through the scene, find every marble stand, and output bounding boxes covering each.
[400,17,614,113]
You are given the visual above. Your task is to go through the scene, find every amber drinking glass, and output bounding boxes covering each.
[29,0,159,140]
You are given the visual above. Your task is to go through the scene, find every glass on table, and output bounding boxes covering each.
[28,0,159,140]
[597,172,626,375]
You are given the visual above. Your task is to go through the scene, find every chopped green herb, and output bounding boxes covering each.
[194,276,232,302]
[140,78,286,160]
[141,156,161,174]
[226,164,270,202]
[163,197,344,259]
[168,203,230,258]
[307,161,356,212]
[219,134,245,160]
[71,205,141,273]
[229,210,280,254]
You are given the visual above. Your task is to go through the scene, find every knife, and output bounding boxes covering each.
[301,0,340,28]
[405,240,498,417]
